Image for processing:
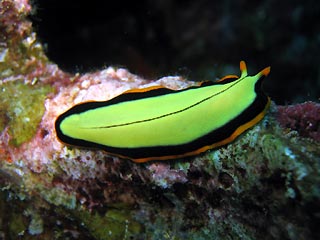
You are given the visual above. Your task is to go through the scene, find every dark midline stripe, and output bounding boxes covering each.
[86,77,243,129]
[59,75,241,120]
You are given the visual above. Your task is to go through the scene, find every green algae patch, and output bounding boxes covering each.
[77,208,142,240]
[8,212,27,238]
[40,187,77,209]
[0,82,52,146]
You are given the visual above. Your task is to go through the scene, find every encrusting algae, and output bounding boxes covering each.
[0,82,52,146]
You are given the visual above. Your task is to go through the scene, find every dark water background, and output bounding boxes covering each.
[31,0,320,104]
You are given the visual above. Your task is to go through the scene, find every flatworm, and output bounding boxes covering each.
[55,61,270,162]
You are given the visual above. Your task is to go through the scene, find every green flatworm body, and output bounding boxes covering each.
[55,61,271,162]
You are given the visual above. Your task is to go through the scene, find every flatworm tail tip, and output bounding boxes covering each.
[239,61,248,78]
[260,66,271,77]
[240,61,247,71]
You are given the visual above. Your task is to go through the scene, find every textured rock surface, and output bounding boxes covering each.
[0,1,319,239]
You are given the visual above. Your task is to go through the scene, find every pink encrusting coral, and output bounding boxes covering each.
[277,102,320,141]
